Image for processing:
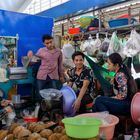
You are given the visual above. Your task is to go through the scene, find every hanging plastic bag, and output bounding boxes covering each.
[63,58,75,68]
[118,38,125,59]
[93,33,102,51]
[80,41,86,52]
[122,38,127,47]
[84,35,95,56]
[85,34,101,56]
[40,88,62,100]
[62,43,75,59]
[106,32,125,59]
[101,33,110,52]
[131,61,140,79]
[123,30,140,57]
[62,35,75,59]
[107,32,121,56]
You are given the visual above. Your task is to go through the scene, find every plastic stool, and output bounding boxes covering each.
[86,102,93,113]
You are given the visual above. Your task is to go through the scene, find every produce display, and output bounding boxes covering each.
[0,122,99,140]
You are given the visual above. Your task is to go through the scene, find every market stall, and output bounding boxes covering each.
[0,1,140,140]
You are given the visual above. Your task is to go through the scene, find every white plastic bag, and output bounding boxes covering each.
[84,35,95,56]
[118,38,126,59]
[85,34,101,56]
[40,88,62,100]
[80,41,86,52]
[123,30,140,57]
[107,32,121,56]
[101,35,110,52]
[63,58,75,68]
[93,33,102,51]
[62,43,75,59]
[131,61,140,79]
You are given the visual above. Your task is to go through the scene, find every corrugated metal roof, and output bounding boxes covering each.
[0,0,30,12]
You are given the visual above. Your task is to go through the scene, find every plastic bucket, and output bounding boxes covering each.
[62,117,101,138]
[24,117,38,123]
[124,135,132,140]
[131,92,140,124]
[77,113,119,140]
[117,14,129,19]
[88,27,97,31]
[108,18,136,28]
[60,86,76,116]
[68,28,80,34]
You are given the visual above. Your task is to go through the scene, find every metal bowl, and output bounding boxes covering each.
[13,99,27,109]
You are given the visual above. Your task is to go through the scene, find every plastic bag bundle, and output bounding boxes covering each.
[40,88,62,100]
[62,43,75,59]
[131,62,140,79]
[93,33,102,51]
[123,30,140,57]
[63,58,75,69]
[84,41,94,56]
[101,34,110,52]
[84,35,95,56]
[118,38,126,59]
[107,32,121,56]
[85,34,101,56]
[80,41,86,52]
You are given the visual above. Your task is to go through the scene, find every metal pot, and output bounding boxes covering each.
[13,99,27,109]
[41,97,63,111]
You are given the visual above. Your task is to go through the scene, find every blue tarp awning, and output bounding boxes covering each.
[37,0,129,19]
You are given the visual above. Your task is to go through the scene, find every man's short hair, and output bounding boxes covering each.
[42,34,53,42]
[72,51,85,60]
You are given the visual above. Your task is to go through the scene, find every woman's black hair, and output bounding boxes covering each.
[108,53,123,66]
[109,53,137,98]
[109,53,131,77]
[72,51,85,60]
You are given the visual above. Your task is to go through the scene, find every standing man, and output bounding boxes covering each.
[27,34,64,101]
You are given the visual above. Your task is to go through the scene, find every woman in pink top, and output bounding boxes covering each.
[27,34,64,101]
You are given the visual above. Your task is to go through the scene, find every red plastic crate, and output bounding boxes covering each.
[68,28,80,34]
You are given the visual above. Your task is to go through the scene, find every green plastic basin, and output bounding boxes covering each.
[62,117,101,138]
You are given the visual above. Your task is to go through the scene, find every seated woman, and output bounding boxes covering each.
[92,53,137,115]
[67,51,95,113]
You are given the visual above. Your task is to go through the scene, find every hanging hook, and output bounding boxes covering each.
[96,32,99,38]
[131,25,136,31]
[88,34,92,40]
[105,32,108,38]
